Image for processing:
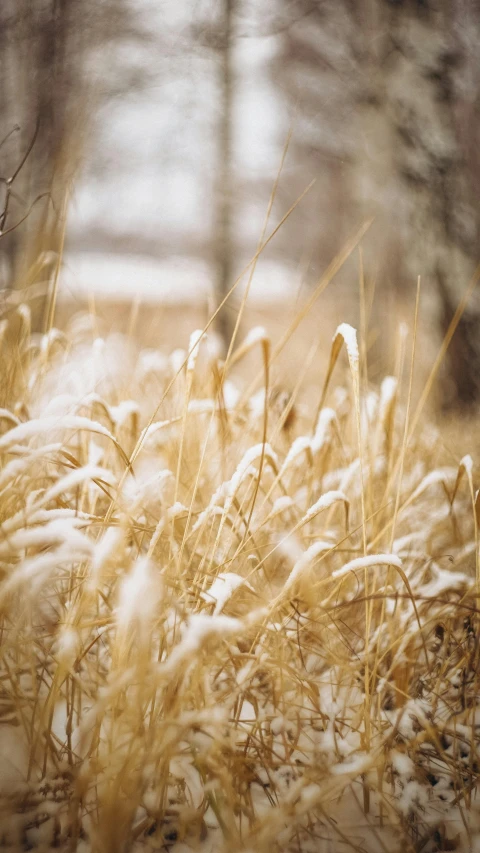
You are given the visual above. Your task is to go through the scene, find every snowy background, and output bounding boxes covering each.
[64,1,292,302]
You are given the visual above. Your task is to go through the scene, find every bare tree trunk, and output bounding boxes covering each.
[214,0,235,347]
[344,0,480,408]
[0,0,79,315]
[276,0,480,409]
[0,0,146,326]
[376,0,480,410]
[0,0,27,287]
[25,0,79,329]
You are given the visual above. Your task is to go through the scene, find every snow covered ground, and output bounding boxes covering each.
[60,253,298,304]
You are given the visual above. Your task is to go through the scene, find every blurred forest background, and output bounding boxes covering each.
[0,0,479,408]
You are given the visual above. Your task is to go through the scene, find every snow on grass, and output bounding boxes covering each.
[331,552,403,579]
[334,322,359,370]
[0,305,479,853]
[201,572,253,615]
[301,490,349,524]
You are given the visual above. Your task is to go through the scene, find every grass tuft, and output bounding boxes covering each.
[0,295,479,853]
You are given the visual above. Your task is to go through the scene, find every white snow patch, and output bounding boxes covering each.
[334,323,359,370]
[302,490,349,524]
[242,326,269,348]
[187,329,205,373]
[283,540,333,593]
[201,572,252,615]
[332,553,402,579]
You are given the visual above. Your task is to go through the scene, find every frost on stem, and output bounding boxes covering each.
[282,540,333,594]
[201,572,253,615]
[334,323,359,371]
[302,490,349,525]
[332,553,402,579]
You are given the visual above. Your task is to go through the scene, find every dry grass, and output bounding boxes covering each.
[0,284,479,853]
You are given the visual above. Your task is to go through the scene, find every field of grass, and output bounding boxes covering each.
[0,279,479,853]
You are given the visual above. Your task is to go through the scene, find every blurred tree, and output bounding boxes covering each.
[214,0,235,346]
[358,0,480,409]
[190,0,237,346]
[273,2,360,280]
[275,0,480,409]
[0,0,149,320]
